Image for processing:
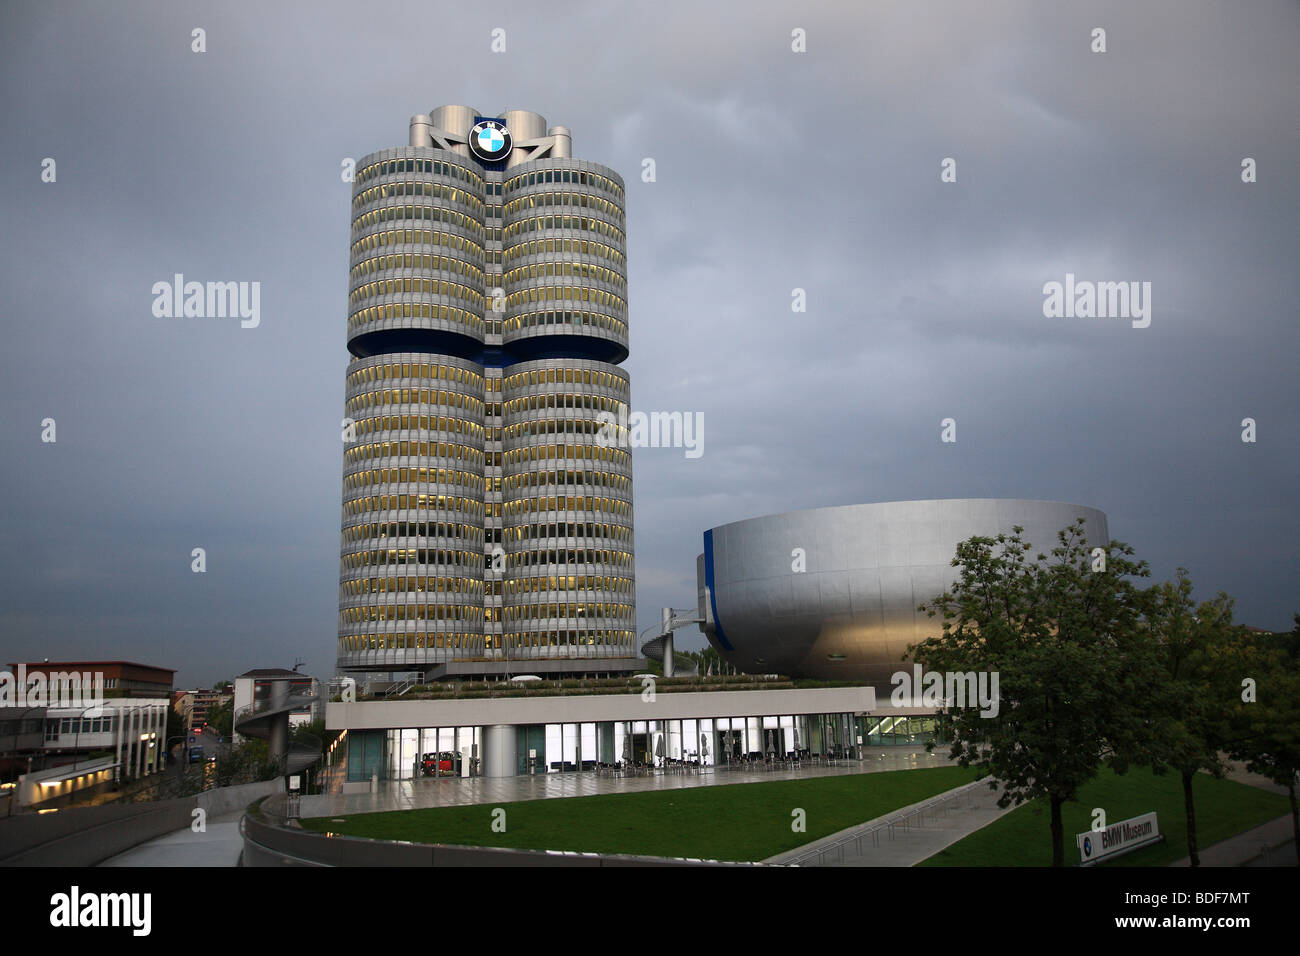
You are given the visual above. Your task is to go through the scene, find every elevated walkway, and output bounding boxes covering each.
[639,633,699,677]
[234,684,322,776]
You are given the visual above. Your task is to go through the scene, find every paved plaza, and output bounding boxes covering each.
[299,746,955,818]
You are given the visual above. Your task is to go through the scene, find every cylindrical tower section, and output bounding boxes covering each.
[501,109,547,140]
[348,146,487,360]
[336,352,488,672]
[548,126,572,159]
[501,158,628,364]
[409,114,434,147]
[500,359,636,664]
[502,109,548,169]
[428,105,480,159]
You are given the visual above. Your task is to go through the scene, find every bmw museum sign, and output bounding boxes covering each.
[1077,812,1162,865]
[468,118,512,162]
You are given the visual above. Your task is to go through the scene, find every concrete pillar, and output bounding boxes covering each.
[483,724,517,777]
[139,708,147,775]
[136,708,145,777]
[660,607,675,678]
[114,705,123,782]
[268,679,290,769]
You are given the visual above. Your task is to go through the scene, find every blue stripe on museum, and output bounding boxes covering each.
[703,529,734,652]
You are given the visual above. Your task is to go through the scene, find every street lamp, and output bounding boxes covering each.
[165,735,188,774]
[70,703,105,773]
[67,702,113,806]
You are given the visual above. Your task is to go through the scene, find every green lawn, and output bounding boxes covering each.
[300,765,975,862]
[918,767,1290,867]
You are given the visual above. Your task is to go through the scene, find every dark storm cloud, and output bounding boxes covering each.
[1,0,1295,687]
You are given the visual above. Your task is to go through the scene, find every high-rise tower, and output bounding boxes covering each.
[336,106,635,680]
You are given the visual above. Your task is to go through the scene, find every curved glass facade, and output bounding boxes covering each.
[500,359,636,660]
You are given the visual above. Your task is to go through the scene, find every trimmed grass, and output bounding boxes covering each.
[918,767,1290,867]
[300,765,975,862]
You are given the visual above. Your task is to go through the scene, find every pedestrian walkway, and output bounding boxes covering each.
[1168,815,1295,867]
[1168,760,1296,867]
[764,779,1012,867]
[300,747,955,818]
[98,809,246,867]
[1244,836,1295,867]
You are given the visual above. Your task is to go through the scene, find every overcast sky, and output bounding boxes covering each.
[1,0,1296,688]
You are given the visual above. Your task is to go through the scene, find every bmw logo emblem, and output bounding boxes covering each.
[469,119,511,162]
[1082,837,1092,856]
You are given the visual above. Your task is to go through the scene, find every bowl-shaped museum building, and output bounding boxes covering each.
[696,499,1108,686]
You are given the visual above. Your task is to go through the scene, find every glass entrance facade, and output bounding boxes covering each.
[342,710,943,780]
[859,714,942,746]
[347,726,484,781]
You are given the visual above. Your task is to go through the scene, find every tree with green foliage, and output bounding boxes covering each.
[164,704,187,764]
[291,718,340,754]
[1137,570,1240,866]
[1228,614,1300,866]
[211,738,280,787]
[207,699,233,738]
[911,519,1157,866]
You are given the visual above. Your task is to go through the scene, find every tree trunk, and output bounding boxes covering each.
[1290,781,1299,868]
[1182,770,1199,867]
[1050,796,1065,866]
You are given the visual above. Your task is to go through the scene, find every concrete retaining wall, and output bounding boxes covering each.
[241,810,743,868]
[0,778,284,867]
[197,778,284,818]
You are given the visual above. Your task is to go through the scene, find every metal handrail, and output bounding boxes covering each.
[232,690,320,742]
[234,689,318,723]
[380,679,415,698]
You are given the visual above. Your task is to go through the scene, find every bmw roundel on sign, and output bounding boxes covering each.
[469,119,511,162]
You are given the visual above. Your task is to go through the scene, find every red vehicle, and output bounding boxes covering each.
[421,751,460,776]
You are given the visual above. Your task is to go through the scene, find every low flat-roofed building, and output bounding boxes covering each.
[327,681,938,780]
[41,697,168,780]
[12,660,175,700]
[1,661,174,803]
[0,706,47,782]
